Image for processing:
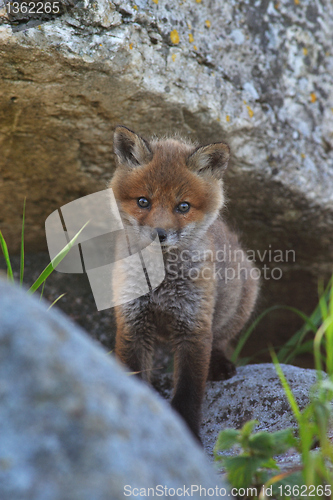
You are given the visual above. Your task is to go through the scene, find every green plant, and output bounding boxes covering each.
[214,421,299,497]
[215,280,333,499]
[233,278,333,366]
[0,200,88,307]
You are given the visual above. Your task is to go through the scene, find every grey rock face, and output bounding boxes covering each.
[201,364,318,459]
[0,280,227,500]
[1,0,333,253]
[154,363,322,469]
[0,0,332,354]
[201,364,333,472]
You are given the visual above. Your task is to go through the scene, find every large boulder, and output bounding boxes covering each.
[1,0,332,353]
[155,364,327,470]
[0,280,228,500]
[201,364,319,459]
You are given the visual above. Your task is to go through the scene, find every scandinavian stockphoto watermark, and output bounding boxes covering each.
[45,188,295,311]
[166,245,295,283]
[45,189,165,311]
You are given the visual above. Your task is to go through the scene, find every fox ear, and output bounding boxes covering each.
[187,142,230,177]
[113,126,152,167]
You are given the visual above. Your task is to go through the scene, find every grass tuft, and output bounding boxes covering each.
[217,279,333,498]
[0,201,89,308]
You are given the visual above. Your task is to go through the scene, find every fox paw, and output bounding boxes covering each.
[208,355,236,381]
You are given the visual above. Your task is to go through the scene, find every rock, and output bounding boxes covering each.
[153,363,321,468]
[0,280,228,500]
[201,364,333,472]
[201,364,318,460]
[1,0,333,356]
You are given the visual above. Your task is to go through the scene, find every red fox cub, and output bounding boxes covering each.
[110,126,259,442]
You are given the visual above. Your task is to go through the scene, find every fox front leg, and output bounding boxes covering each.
[114,309,155,383]
[171,335,212,442]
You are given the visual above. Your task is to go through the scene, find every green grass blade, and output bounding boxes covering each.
[277,281,333,365]
[318,281,328,322]
[311,277,333,375]
[47,293,66,310]
[325,279,333,375]
[276,308,318,363]
[282,306,317,333]
[39,281,46,301]
[20,198,26,286]
[233,280,332,366]
[283,340,315,363]
[28,263,57,295]
[314,317,333,375]
[27,220,89,294]
[0,231,14,283]
[233,304,317,364]
[232,305,283,363]
[271,349,301,423]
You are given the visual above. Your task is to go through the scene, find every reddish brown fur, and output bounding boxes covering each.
[110,126,259,442]
[111,139,221,232]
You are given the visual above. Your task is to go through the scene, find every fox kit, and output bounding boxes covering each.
[110,126,259,441]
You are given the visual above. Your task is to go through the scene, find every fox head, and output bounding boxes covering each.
[110,126,230,251]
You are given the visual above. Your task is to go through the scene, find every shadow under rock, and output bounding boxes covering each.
[0,252,116,351]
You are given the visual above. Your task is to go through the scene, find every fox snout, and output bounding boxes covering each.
[150,227,168,243]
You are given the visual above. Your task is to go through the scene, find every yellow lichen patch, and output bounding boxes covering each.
[129,43,133,50]
[331,108,333,113]
[171,53,177,62]
[301,153,306,159]
[99,44,102,47]
[205,20,211,28]
[294,0,300,4]
[274,2,280,9]
[243,100,247,104]
[133,5,138,10]
[152,0,158,4]
[246,106,254,118]
[303,47,308,56]
[226,115,230,122]
[196,0,202,3]
[189,33,194,43]
[310,92,317,103]
[170,29,180,44]
[193,45,198,50]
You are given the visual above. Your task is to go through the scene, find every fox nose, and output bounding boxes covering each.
[151,227,167,243]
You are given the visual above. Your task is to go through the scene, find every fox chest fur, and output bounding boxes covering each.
[110,126,259,442]
[118,244,212,342]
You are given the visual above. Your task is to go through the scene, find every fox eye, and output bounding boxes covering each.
[137,197,150,208]
[177,202,190,213]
